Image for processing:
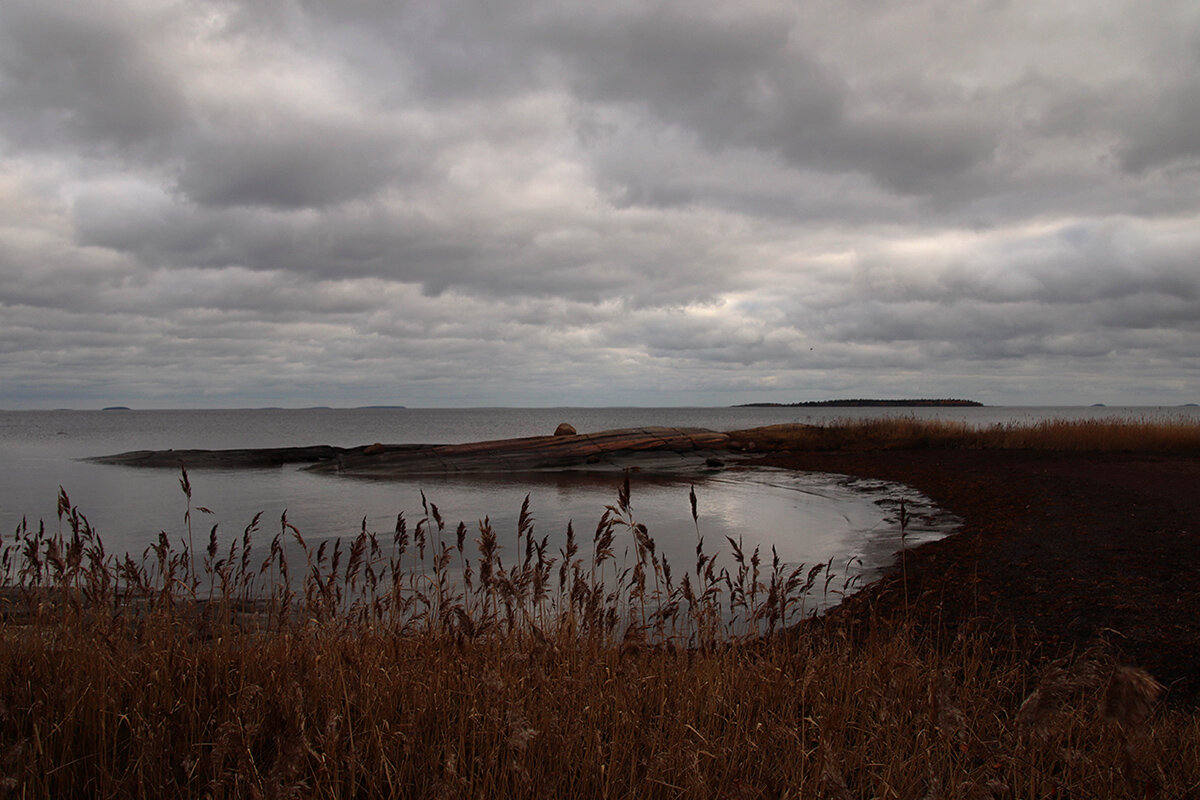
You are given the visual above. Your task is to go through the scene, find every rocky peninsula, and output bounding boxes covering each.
[88,426,741,474]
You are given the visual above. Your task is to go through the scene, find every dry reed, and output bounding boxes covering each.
[1,461,1196,798]
[729,415,1200,453]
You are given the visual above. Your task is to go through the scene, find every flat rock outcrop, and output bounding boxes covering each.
[89,427,736,475]
[308,426,734,476]
[88,444,357,469]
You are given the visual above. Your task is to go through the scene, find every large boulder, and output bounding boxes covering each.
[554,423,577,436]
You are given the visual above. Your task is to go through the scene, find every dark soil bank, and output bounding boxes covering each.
[759,450,1200,705]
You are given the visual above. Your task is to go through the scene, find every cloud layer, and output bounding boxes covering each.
[2,0,1199,407]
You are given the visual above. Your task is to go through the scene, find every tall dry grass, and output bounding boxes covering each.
[729,415,1200,454]
[1,470,1197,798]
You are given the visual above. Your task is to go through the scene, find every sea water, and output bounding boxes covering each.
[1,406,1194,604]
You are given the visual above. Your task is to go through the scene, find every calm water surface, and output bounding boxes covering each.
[2,406,1194,598]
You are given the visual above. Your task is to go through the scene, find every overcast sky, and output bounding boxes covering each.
[2,0,1198,408]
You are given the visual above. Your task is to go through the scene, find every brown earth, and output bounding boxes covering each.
[757,449,1200,706]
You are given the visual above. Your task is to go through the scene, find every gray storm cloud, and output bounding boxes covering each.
[1,0,1199,407]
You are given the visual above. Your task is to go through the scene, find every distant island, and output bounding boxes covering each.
[736,398,983,408]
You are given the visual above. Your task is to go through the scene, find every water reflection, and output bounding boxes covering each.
[322,465,959,612]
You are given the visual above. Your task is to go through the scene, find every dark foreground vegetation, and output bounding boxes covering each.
[3,418,1200,798]
[726,415,1200,453]
[736,399,982,407]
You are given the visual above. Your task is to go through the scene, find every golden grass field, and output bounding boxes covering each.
[3,418,1199,798]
